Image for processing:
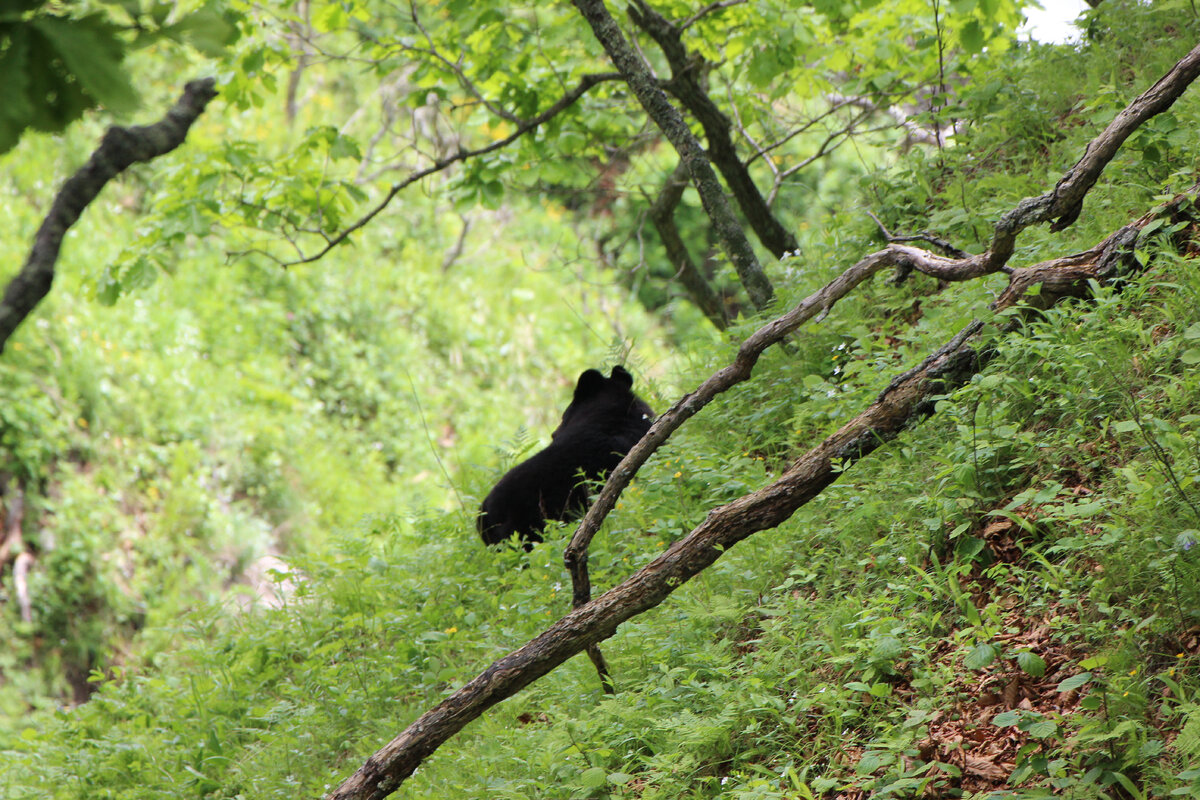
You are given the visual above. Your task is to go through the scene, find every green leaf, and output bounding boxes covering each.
[1017,651,1047,678]
[956,536,986,560]
[959,19,985,53]
[32,15,139,115]
[855,750,895,775]
[24,30,92,131]
[0,33,33,152]
[581,767,607,788]
[1181,348,1200,365]
[1025,719,1058,738]
[124,258,158,291]
[992,710,1020,726]
[607,772,633,786]
[1057,672,1093,692]
[330,134,363,161]
[870,636,904,662]
[964,642,998,671]
[164,2,239,56]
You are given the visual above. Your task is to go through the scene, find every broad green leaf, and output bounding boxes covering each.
[870,636,904,661]
[24,31,92,131]
[165,3,239,57]
[32,15,139,114]
[956,536,986,560]
[964,642,998,671]
[581,767,607,788]
[1017,651,1047,678]
[1025,719,1058,738]
[0,32,33,153]
[855,750,895,775]
[1057,672,1093,692]
[992,710,1020,726]
[959,19,985,53]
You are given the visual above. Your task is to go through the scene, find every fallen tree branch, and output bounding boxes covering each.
[0,478,25,568]
[0,78,218,354]
[563,40,1200,608]
[324,36,1200,800]
[324,186,1177,798]
[14,552,33,624]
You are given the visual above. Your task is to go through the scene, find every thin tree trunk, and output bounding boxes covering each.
[571,0,776,310]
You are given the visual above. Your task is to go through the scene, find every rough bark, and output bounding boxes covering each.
[571,0,775,310]
[0,78,218,354]
[629,0,799,259]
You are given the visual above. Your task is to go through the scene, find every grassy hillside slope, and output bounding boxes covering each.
[2,3,1200,799]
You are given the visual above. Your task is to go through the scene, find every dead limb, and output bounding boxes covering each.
[323,180,1187,800]
[0,478,25,568]
[562,41,1200,616]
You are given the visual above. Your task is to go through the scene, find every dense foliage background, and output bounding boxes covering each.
[2,1,1200,798]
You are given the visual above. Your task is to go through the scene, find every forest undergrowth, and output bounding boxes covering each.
[2,2,1200,799]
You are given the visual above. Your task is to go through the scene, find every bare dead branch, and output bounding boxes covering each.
[827,92,960,149]
[285,0,313,123]
[0,78,218,354]
[866,210,970,259]
[439,214,471,272]
[678,0,747,31]
[14,552,33,623]
[0,479,25,568]
[987,41,1200,260]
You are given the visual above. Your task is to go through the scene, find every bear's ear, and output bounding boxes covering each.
[610,366,634,387]
[573,369,607,401]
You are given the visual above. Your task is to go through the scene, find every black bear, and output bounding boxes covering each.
[478,366,654,548]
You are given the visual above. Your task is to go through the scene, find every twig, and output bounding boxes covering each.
[279,72,621,267]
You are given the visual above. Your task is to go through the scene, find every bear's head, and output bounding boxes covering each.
[554,366,653,439]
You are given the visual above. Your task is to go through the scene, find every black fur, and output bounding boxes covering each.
[478,366,653,548]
